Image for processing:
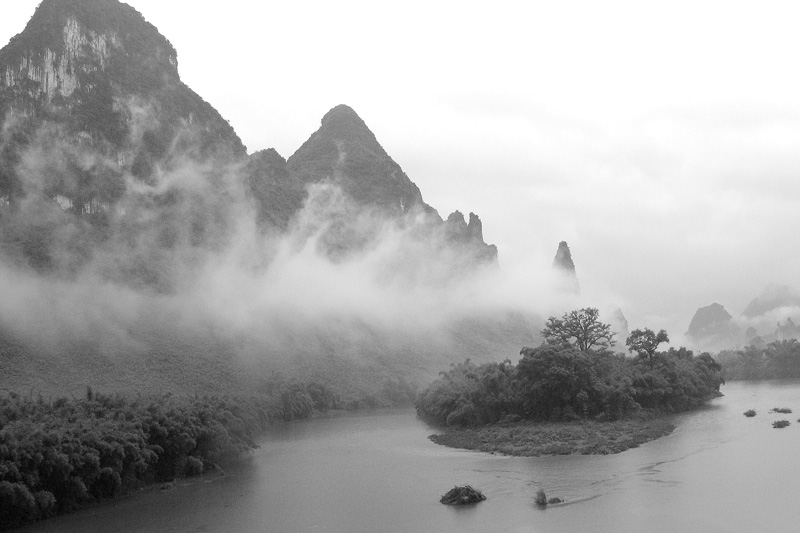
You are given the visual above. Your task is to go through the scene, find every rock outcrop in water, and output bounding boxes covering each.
[440,485,486,505]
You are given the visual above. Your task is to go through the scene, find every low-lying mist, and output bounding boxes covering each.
[0,105,602,397]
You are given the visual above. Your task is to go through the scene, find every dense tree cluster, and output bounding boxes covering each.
[0,373,413,530]
[717,339,800,380]
[0,391,268,529]
[416,309,723,428]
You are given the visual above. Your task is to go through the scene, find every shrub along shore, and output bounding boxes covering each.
[416,311,724,457]
[0,377,416,530]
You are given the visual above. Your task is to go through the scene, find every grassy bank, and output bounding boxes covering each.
[429,416,676,456]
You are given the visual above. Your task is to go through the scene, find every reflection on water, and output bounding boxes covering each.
[22,381,800,532]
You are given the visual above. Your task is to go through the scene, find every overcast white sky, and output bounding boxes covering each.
[2,0,800,340]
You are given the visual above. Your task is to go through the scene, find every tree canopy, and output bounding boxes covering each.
[416,341,724,427]
[541,307,616,352]
[626,328,669,367]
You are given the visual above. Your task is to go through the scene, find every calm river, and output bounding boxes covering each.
[22,380,800,532]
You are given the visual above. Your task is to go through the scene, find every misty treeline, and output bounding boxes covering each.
[716,339,800,380]
[0,391,260,530]
[0,371,415,530]
[416,309,723,427]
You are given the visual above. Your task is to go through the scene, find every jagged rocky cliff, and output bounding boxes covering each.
[247,104,498,262]
[0,0,245,209]
[552,240,579,294]
[0,1,497,273]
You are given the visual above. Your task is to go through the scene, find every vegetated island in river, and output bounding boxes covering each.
[416,308,724,456]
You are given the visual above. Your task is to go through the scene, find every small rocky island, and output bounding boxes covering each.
[440,485,486,505]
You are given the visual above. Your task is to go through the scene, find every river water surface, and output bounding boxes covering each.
[22,380,800,532]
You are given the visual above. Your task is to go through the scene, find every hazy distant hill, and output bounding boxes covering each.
[687,286,800,350]
[742,285,800,318]
[685,303,740,350]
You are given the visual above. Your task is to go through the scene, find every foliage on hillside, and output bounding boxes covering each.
[416,312,723,427]
[717,340,800,380]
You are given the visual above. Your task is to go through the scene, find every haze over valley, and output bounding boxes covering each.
[3,0,800,350]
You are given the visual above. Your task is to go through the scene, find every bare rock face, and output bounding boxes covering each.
[552,241,579,294]
[553,241,575,273]
[443,211,498,263]
[0,0,246,207]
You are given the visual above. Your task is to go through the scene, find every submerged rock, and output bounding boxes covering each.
[743,409,756,417]
[773,420,790,429]
[440,485,486,505]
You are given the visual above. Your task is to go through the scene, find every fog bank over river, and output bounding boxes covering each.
[22,381,800,533]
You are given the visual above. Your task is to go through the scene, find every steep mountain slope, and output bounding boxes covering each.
[0,0,245,203]
[245,104,498,262]
[0,0,249,277]
[552,240,579,294]
[0,0,516,401]
[286,104,432,215]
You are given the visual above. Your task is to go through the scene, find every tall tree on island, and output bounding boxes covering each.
[626,328,670,367]
[540,307,616,352]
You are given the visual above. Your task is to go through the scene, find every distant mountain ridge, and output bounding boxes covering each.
[742,285,800,318]
[246,104,498,261]
[0,0,509,400]
[686,285,800,350]
[0,0,497,268]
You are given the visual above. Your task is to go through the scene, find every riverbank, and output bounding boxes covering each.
[429,416,676,456]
